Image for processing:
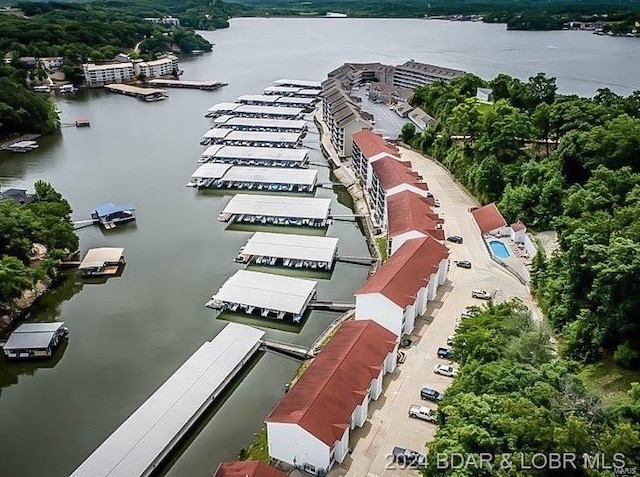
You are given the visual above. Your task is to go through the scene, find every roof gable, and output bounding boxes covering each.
[352,130,399,159]
[387,191,444,240]
[371,156,425,191]
[471,202,507,233]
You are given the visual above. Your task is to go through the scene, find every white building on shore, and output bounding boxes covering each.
[83,62,134,87]
[133,55,179,79]
[266,320,397,476]
[355,236,449,337]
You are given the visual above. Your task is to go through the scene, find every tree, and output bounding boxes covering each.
[400,122,416,143]
[0,256,32,304]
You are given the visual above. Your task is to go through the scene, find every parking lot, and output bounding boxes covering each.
[350,88,408,140]
[331,147,540,477]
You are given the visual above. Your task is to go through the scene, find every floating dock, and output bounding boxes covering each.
[3,322,69,359]
[78,247,125,276]
[206,270,317,322]
[105,84,167,101]
[237,94,316,109]
[212,116,308,133]
[199,145,309,168]
[205,103,304,119]
[263,86,321,98]
[91,203,136,230]
[71,323,264,477]
[235,232,338,270]
[273,79,322,90]
[218,194,332,228]
[200,129,304,148]
[147,79,227,91]
[188,164,317,192]
[2,140,39,153]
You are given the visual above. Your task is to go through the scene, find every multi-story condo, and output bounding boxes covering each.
[133,55,179,79]
[392,60,465,90]
[83,62,134,87]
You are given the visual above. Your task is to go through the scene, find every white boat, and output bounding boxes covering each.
[59,84,78,93]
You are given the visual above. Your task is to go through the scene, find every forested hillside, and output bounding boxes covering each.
[407,73,640,369]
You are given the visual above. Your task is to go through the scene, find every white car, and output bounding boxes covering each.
[434,364,458,377]
[446,335,454,346]
[409,404,437,422]
[471,289,491,300]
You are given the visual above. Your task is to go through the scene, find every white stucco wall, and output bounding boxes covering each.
[355,293,404,337]
[267,422,330,473]
[389,230,426,255]
[438,258,448,285]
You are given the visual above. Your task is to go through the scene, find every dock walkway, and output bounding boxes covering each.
[148,79,227,90]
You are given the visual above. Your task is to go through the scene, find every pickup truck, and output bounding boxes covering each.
[409,404,437,422]
[437,347,452,359]
[392,446,427,468]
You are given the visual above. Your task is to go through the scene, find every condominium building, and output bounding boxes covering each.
[393,60,465,90]
[83,62,134,87]
[133,55,179,79]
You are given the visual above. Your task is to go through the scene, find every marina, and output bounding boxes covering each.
[205,103,304,119]
[104,84,168,101]
[71,323,264,477]
[78,247,125,277]
[91,203,136,229]
[212,116,308,133]
[206,270,317,322]
[200,129,304,148]
[234,232,338,270]
[2,322,69,360]
[273,79,322,89]
[188,164,317,192]
[147,79,227,90]
[237,94,316,109]
[217,194,332,228]
[199,145,309,168]
[263,86,321,98]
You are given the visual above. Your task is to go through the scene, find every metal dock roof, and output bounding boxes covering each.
[213,116,308,131]
[71,323,265,477]
[243,232,339,263]
[222,194,331,219]
[79,248,125,269]
[4,322,66,351]
[211,270,317,315]
[264,86,303,95]
[274,79,322,89]
[275,97,315,106]
[191,164,317,185]
[201,146,309,162]
[237,94,280,104]
[202,129,303,144]
[207,103,304,118]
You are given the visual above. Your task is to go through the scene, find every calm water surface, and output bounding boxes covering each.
[0,18,638,477]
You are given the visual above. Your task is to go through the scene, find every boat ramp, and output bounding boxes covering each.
[147,79,227,90]
[188,164,317,192]
[212,116,308,133]
[237,94,316,109]
[105,84,167,101]
[206,270,317,323]
[199,145,309,168]
[205,103,304,119]
[200,129,304,148]
[234,232,338,270]
[217,194,332,228]
[71,323,264,477]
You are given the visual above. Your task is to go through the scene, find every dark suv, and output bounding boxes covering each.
[421,386,444,402]
[447,235,463,244]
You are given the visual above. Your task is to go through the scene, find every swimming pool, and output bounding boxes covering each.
[489,240,511,259]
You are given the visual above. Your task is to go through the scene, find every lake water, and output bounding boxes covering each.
[0,17,637,477]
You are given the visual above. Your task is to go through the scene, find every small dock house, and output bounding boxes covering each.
[78,247,125,276]
[91,203,136,229]
[3,322,69,359]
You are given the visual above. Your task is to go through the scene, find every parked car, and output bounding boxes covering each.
[434,199,441,207]
[392,446,427,468]
[446,335,454,346]
[447,235,463,244]
[421,386,445,402]
[437,347,452,359]
[454,260,472,269]
[409,404,437,422]
[434,364,458,377]
[472,289,492,300]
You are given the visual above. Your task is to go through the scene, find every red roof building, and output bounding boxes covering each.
[214,461,286,477]
[265,320,398,474]
[352,130,399,159]
[355,236,449,337]
[471,202,507,234]
[370,156,426,192]
[387,191,444,254]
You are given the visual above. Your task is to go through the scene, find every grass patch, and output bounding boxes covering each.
[240,426,269,462]
[375,235,388,262]
[476,101,495,115]
[580,354,640,404]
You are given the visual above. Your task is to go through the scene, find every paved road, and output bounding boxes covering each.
[330,147,541,477]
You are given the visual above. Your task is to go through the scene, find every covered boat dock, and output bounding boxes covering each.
[3,322,69,359]
[273,79,322,90]
[263,86,321,98]
[78,247,125,276]
[206,270,317,322]
[105,84,167,101]
[188,164,317,192]
[218,194,331,227]
[199,145,309,168]
[71,323,264,477]
[212,116,308,133]
[237,95,315,109]
[200,129,304,148]
[91,203,136,229]
[205,103,304,119]
[147,79,227,91]
[235,232,338,270]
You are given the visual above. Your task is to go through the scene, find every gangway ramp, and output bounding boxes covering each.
[71,323,264,477]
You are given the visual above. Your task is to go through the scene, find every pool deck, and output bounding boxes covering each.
[485,236,531,283]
